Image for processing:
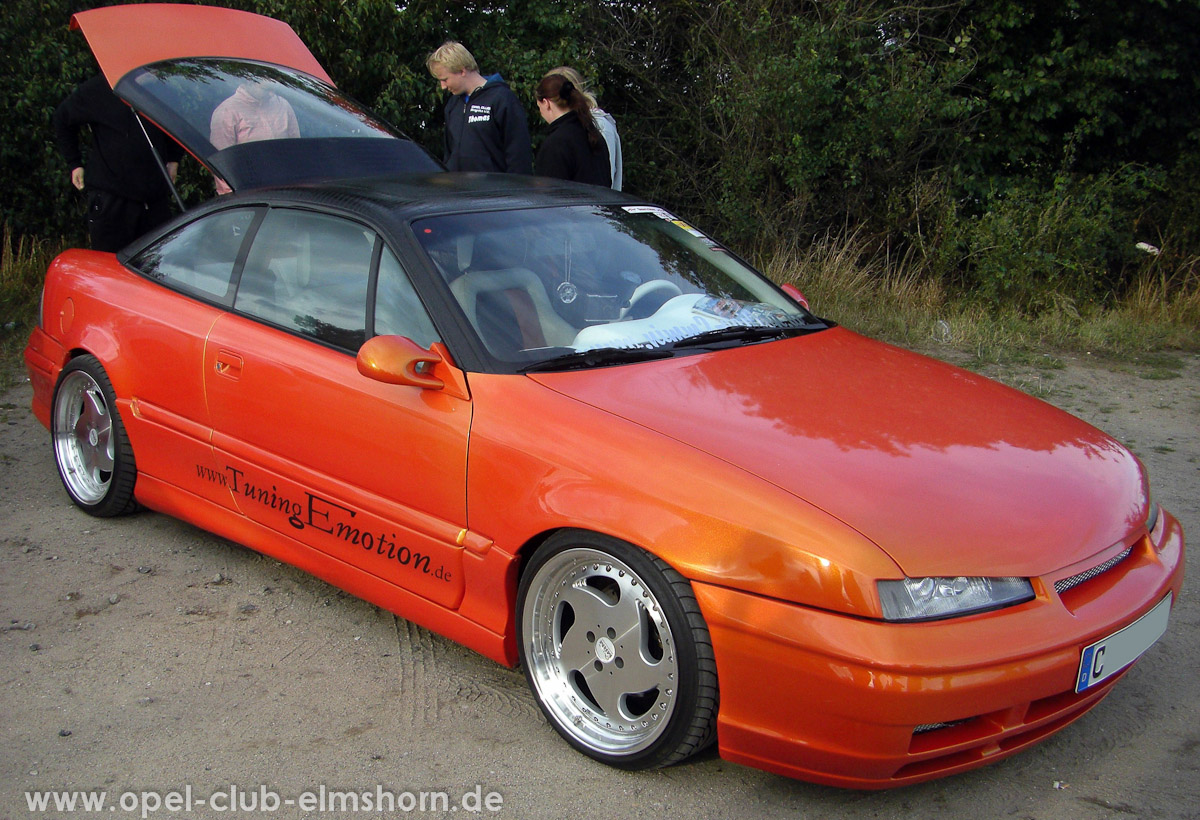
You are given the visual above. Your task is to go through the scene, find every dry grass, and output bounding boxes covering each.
[1,227,57,310]
[760,231,1200,363]
[1,227,62,381]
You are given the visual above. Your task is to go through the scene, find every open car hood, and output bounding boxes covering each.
[71,4,441,191]
[71,4,334,87]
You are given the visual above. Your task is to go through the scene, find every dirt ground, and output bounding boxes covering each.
[2,350,1197,820]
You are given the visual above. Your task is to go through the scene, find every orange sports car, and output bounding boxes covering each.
[25,4,1184,789]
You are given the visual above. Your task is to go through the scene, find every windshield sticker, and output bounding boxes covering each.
[623,206,722,247]
[622,205,676,220]
[670,219,706,238]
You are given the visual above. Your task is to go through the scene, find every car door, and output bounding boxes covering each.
[202,206,469,608]
[121,206,262,511]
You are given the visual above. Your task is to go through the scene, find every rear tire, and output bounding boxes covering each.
[51,355,138,517]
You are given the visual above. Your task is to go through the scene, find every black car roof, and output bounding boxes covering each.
[119,173,656,376]
[121,172,647,284]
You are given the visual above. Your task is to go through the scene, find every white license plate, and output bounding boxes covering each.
[1076,593,1172,693]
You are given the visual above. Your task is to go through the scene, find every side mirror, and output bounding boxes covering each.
[781,283,810,310]
[357,335,445,389]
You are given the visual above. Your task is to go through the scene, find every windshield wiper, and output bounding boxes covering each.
[520,346,674,373]
[670,324,813,350]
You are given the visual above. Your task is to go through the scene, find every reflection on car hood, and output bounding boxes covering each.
[530,328,1146,577]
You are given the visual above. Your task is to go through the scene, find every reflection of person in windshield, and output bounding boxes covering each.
[209,81,299,194]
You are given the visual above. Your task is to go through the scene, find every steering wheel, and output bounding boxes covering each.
[620,279,683,320]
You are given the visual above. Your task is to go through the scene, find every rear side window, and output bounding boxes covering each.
[235,209,374,350]
[129,208,258,305]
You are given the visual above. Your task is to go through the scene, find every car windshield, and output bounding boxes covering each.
[115,58,441,189]
[412,205,825,369]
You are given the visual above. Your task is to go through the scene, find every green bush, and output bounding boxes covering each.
[960,167,1165,309]
[0,0,93,243]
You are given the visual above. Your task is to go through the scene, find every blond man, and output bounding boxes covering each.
[427,42,532,174]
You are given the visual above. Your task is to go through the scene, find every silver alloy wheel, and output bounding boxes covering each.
[53,368,115,505]
[522,547,680,756]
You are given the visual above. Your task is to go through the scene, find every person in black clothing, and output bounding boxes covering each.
[426,42,532,174]
[533,73,611,187]
[52,74,182,252]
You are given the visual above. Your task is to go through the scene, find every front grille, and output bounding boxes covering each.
[1054,547,1132,595]
[899,677,1122,780]
[913,719,972,735]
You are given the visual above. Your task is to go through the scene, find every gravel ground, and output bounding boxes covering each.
[2,351,1197,820]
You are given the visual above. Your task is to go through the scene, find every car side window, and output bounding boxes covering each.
[374,246,440,348]
[235,208,373,351]
[128,208,258,305]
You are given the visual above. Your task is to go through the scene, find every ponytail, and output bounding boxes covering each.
[536,73,603,149]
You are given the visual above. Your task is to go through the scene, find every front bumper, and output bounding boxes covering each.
[694,508,1184,789]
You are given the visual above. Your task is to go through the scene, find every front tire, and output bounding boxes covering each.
[52,355,137,517]
[517,531,718,769]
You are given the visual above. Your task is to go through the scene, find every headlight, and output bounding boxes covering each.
[878,576,1034,622]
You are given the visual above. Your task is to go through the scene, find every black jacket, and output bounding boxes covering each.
[52,74,181,203]
[535,113,611,187]
[442,75,533,174]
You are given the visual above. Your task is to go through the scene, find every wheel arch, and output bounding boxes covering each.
[68,326,125,382]
[485,524,690,668]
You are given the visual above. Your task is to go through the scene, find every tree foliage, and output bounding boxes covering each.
[589,0,1199,305]
[2,0,1197,310]
[0,0,96,239]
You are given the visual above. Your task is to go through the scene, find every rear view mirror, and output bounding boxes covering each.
[357,335,444,389]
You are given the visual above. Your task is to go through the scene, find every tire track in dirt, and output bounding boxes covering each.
[450,662,538,721]
[392,617,445,727]
[390,615,538,728]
